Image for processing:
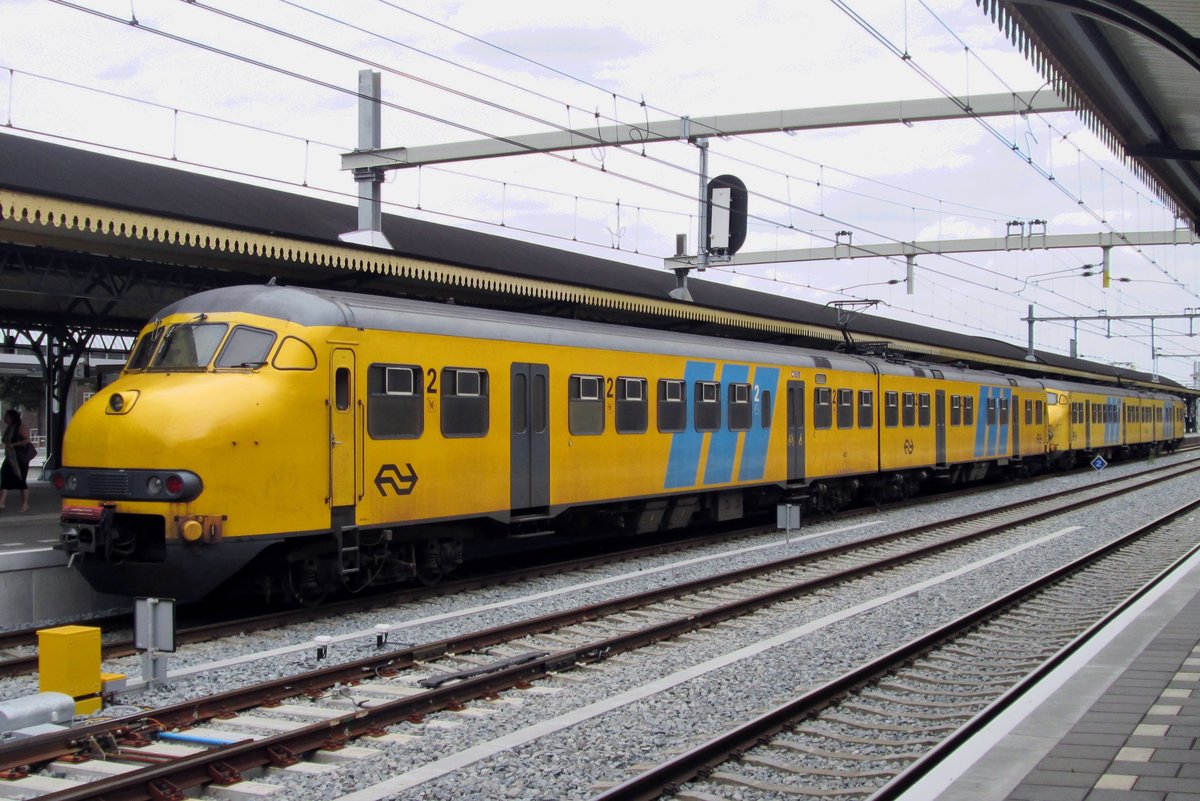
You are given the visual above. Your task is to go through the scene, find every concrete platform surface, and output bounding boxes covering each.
[903,547,1200,801]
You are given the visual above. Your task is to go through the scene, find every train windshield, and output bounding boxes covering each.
[214,326,277,369]
[149,323,229,370]
[125,324,164,371]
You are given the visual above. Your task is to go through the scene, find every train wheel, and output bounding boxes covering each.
[286,558,329,607]
[415,538,461,586]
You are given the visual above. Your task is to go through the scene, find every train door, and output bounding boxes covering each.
[786,380,805,483]
[935,390,946,466]
[511,363,550,511]
[1084,399,1092,450]
[1012,393,1021,458]
[329,348,357,526]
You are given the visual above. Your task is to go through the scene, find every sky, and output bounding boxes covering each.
[2,0,1199,385]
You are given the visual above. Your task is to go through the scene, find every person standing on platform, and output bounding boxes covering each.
[1,408,34,513]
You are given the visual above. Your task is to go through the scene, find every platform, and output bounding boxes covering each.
[909,545,1200,801]
[0,478,131,629]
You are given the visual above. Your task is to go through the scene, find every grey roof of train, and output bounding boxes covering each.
[0,132,1180,390]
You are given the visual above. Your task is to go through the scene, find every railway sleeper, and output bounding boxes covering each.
[770,739,928,762]
[740,753,903,779]
[795,724,942,747]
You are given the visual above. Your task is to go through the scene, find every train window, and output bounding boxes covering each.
[150,323,229,370]
[569,374,605,436]
[335,367,351,411]
[126,325,165,371]
[272,336,317,371]
[858,390,874,429]
[695,381,721,432]
[1036,400,1044,425]
[918,393,930,427]
[728,383,752,431]
[761,390,773,428]
[1047,392,1059,405]
[1024,399,1033,425]
[441,368,489,438]
[658,379,686,433]
[616,377,648,434]
[815,373,827,385]
[950,395,961,426]
[902,392,915,427]
[215,326,277,369]
[999,398,1009,425]
[385,367,416,395]
[963,396,974,426]
[367,364,423,439]
[836,388,854,429]
[884,391,899,428]
[814,387,833,430]
[986,397,997,426]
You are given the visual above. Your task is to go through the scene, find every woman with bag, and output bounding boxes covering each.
[1,408,34,513]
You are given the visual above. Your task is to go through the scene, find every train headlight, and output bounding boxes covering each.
[65,474,78,493]
[146,476,163,496]
[104,390,139,415]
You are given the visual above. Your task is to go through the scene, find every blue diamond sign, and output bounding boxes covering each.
[1091,455,1108,471]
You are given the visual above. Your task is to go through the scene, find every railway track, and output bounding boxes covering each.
[0,524,767,677]
[3,451,1195,680]
[0,457,1197,799]
[592,499,1200,801]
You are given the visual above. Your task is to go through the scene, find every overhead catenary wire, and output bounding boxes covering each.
[21,1,1197,375]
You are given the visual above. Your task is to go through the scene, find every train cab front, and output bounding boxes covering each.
[51,467,231,600]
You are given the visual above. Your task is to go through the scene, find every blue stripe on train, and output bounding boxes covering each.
[974,387,989,457]
[703,363,750,485]
[974,386,1012,458]
[996,387,1009,457]
[664,361,715,488]
[738,367,780,482]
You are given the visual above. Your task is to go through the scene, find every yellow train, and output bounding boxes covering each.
[53,285,1186,602]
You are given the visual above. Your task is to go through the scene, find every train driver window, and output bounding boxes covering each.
[728,383,752,431]
[368,364,423,439]
[814,387,833,430]
[950,395,961,426]
[901,392,915,427]
[884,391,899,428]
[126,325,165,371]
[695,381,721,432]
[918,393,931,427]
[858,390,874,429]
[151,322,229,370]
[215,326,277,369]
[441,368,489,437]
[616,377,648,434]
[569,374,605,436]
[658,379,686,433]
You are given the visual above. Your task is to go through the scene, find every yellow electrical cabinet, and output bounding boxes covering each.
[38,625,102,715]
